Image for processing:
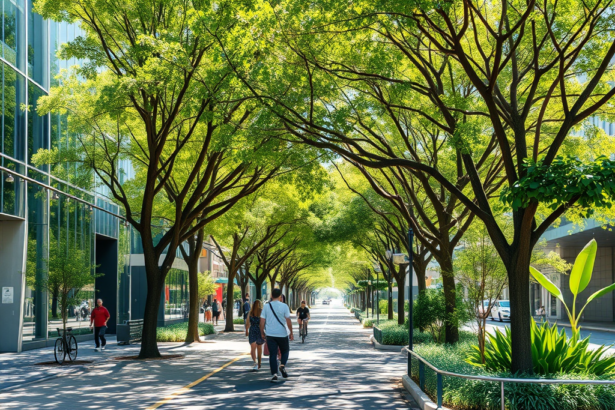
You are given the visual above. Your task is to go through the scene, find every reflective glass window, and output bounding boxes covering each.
[27,81,48,170]
[2,0,25,71]
[22,176,48,341]
[2,62,25,161]
[47,189,95,337]
[27,0,47,88]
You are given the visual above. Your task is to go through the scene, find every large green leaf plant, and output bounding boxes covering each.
[530,239,615,337]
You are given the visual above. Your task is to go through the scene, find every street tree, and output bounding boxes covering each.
[33,0,322,358]
[236,0,615,372]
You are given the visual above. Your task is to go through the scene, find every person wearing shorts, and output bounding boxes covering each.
[212,298,222,325]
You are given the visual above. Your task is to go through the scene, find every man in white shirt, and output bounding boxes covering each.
[260,288,294,382]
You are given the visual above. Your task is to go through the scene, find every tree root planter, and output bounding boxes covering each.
[112,354,184,361]
[369,335,404,351]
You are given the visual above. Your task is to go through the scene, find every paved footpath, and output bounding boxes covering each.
[0,302,418,409]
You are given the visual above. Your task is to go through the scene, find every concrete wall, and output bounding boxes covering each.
[561,246,614,322]
[0,220,27,352]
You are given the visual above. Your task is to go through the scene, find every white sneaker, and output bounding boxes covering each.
[271,375,280,383]
[252,363,258,371]
[101,346,106,351]
[94,348,101,352]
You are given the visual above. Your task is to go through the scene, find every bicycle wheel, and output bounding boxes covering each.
[54,338,65,364]
[67,335,78,361]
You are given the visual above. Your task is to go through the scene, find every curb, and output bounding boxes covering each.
[402,374,451,410]
[369,335,405,352]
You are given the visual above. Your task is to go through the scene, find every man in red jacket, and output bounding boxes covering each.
[90,299,110,351]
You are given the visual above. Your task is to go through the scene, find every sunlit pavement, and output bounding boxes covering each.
[0,301,418,409]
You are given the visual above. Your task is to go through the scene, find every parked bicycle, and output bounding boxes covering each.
[54,327,78,364]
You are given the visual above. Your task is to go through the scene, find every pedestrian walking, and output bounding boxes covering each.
[90,299,110,352]
[212,298,222,325]
[246,300,265,371]
[536,306,546,323]
[260,288,293,383]
[243,294,251,322]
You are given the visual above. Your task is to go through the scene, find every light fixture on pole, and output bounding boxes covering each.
[5,173,14,183]
[373,262,381,325]
[389,244,413,374]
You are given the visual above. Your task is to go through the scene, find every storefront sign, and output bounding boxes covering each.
[2,287,13,304]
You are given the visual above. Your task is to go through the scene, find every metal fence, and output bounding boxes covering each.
[406,348,615,410]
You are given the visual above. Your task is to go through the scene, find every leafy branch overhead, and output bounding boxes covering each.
[502,156,615,215]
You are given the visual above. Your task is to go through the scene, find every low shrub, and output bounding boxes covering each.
[157,322,215,342]
[233,317,246,324]
[411,338,615,410]
[363,318,374,328]
[467,320,615,376]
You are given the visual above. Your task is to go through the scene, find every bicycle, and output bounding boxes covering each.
[299,319,308,343]
[54,327,78,364]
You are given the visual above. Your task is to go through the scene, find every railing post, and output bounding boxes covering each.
[500,381,505,410]
[437,372,443,409]
[419,361,425,390]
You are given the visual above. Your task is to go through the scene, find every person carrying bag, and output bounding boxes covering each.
[260,289,293,383]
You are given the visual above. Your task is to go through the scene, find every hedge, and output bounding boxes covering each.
[156,322,215,342]
[411,339,615,410]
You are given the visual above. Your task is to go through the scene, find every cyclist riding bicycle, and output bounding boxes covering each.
[296,301,310,334]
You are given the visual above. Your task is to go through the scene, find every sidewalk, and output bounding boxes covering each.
[0,327,228,393]
[0,336,124,392]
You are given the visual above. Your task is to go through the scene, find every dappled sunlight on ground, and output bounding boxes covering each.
[0,303,417,409]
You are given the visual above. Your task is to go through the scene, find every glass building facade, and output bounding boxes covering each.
[0,3,135,352]
[0,3,195,353]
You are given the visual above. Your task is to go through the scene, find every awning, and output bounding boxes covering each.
[215,277,229,284]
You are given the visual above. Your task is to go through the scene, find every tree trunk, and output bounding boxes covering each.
[185,264,202,343]
[139,271,164,359]
[255,279,264,300]
[397,273,406,326]
[239,281,248,316]
[184,231,205,344]
[414,262,427,293]
[436,255,458,344]
[51,288,59,319]
[508,250,533,374]
[224,280,235,332]
[284,285,291,312]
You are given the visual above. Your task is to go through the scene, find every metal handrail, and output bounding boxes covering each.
[405,347,615,410]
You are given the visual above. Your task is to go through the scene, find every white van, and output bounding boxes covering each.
[490,300,511,322]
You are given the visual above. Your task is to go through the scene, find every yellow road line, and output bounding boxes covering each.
[146,352,249,409]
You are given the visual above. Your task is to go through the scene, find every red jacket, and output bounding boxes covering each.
[91,306,110,327]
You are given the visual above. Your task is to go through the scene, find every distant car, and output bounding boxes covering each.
[490,300,511,322]
[322,300,329,305]
[477,300,491,319]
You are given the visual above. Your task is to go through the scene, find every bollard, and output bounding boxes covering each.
[419,361,425,390]
[500,381,505,410]
[437,373,443,409]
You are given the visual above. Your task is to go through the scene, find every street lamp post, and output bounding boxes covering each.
[373,262,381,325]
[367,280,371,318]
[407,228,414,375]
[388,251,393,320]
[370,280,374,320]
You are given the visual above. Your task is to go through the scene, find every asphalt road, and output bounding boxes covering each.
[0,301,417,410]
